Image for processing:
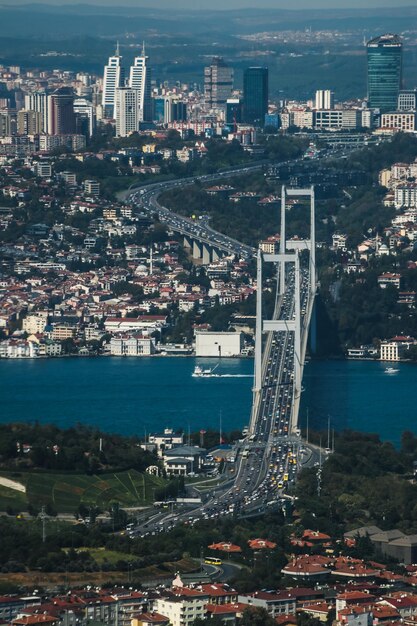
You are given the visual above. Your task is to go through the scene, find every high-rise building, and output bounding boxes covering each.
[17,110,43,135]
[398,90,417,111]
[47,88,76,135]
[128,44,152,123]
[74,98,96,136]
[102,43,125,119]
[243,67,268,126]
[161,97,187,124]
[367,34,402,112]
[204,57,233,110]
[0,111,17,137]
[115,87,139,137]
[24,91,48,133]
[226,98,242,126]
[315,90,334,110]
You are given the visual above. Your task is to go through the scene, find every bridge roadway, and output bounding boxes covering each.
[130,266,314,538]
[127,161,303,262]
[125,163,324,537]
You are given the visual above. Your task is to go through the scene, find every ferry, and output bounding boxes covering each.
[192,364,220,378]
[385,366,399,374]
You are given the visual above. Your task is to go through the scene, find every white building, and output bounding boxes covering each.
[395,183,417,209]
[314,109,360,130]
[22,312,48,334]
[109,335,155,356]
[128,45,152,122]
[83,180,100,196]
[105,316,167,332]
[153,595,206,626]
[380,338,414,361]
[195,330,243,357]
[115,87,139,137]
[148,428,184,451]
[102,43,125,119]
[24,91,48,133]
[73,98,96,136]
[381,112,416,133]
[315,89,334,110]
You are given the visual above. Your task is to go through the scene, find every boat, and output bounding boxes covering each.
[192,364,220,378]
[385,366,399,374]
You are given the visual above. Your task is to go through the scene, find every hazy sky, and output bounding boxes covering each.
[1,0,416,8]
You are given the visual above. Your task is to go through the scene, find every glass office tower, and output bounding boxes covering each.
[367,34,402,112]
[243,67,268,126]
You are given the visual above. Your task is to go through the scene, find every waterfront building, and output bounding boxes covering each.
[204,56,233,110]
[109,335,155,356]
[128,44,152,123]
[367,34,402,112]
[148,428,184,451]
[380,340,408,361]
[315,89,334,110]
[243,66,268,126]
[194,330,243,357]
[102,43,125,119]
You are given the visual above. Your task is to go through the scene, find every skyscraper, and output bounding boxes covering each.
[129,44,152,123]
[102,43,125,119]
[243,67,268,126]
[204,57,233,110]
[24,91,48,133]
[367,34,402,112]
[315,90,334,110]
[115,87,139,137]
[47,88,76,135]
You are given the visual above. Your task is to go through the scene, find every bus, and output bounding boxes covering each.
[204,556,222,566]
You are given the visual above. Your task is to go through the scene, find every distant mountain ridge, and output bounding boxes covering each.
[0,3,416,38]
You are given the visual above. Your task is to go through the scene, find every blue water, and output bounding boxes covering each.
[0,357,416,445]
[300,360,417,447]
[0,357,254,436]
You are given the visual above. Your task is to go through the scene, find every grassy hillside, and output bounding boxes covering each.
[0,469,165,513]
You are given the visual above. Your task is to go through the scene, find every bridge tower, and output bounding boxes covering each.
[252,186,316,435]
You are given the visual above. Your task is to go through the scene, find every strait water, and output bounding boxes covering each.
[0,357,416,446]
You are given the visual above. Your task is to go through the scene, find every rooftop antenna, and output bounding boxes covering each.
[142,40,146,57]
[116,41,120,57]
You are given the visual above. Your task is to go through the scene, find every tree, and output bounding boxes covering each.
[240,608,276,626]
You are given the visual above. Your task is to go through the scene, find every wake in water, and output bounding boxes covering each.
[218,374,252,378]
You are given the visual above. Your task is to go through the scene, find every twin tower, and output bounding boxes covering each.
[102,43,152,135]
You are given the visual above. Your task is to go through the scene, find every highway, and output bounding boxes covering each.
[124,150,346,537]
